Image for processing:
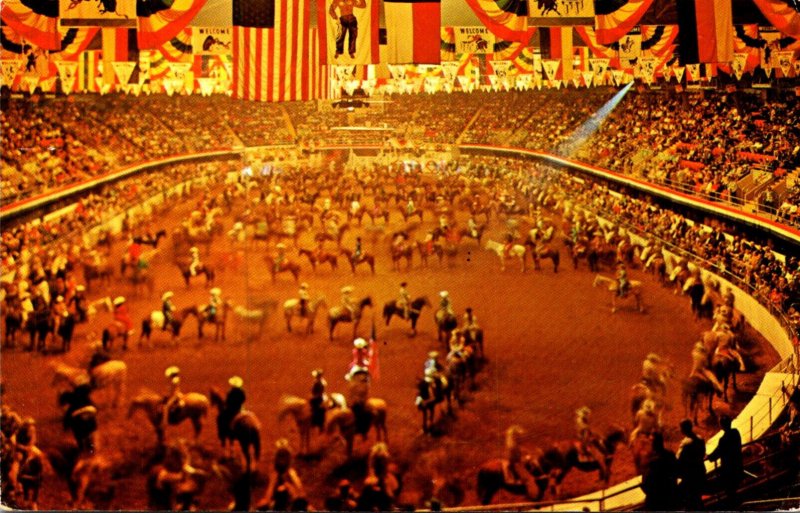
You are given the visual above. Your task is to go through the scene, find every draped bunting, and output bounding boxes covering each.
[463,0,535,44]
[1,0,60,50]
[594,0,654,45]
[751,0,800,40]
[575,25,622,68]
[137,0,209,49]
[1,23,98,60]
[159,27,194,62]
[441,26,455,61]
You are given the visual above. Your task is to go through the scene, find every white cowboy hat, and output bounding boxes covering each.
[171,376,181,385]
[228,376,244,388]
[165,366,181,378]
[576,406,591,417]
[646,353,661,362]
[190,246,199,253]
[76,285,86,292]
[210,287,221,295]
[276,243,287,249]
[439,291,449,298]
[113,296,126,306]
[233,222,244,230]
[74,374,91,386]
[162,291,174,301]
[311,368,323,378]
[353,338,367,349]
[300,283,309,289]
[341,286,354,294]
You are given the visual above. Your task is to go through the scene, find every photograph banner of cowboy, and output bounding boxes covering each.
[192,27,233,55]
[617,28,641,60]
[384,0,441,64]
[318,0,379,64]
[1,60,23,88]
[59,0,136,27]
[759,26,783,71]
[528,0,595,26]
[454,26,495,55]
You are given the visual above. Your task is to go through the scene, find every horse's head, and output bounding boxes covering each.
[603,426,627,454]
[208,387,224,409]
[359,296,373,310]
[414,296,431,310]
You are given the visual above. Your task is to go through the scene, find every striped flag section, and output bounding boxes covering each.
[308,27,330,99]
[677,0,733,63]
[233,0,310,102]
[384,0,441,64]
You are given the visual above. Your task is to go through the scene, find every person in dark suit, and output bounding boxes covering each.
[708,415,743,508]
[641,432,679,511]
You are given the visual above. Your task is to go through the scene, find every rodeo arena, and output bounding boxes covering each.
[4,0,800,511]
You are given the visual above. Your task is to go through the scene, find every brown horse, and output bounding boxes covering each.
[298,248,338,272]
[283,296,327,335]
[328,297,373,341]
[458,223,486,244]
[198,301,231,342]
[416,240,443,267]
[592,274,643,313]
[681,376,715,425]
[390,242,413,271]
[264,256,301,283]
[209,388,262,472]
[325,398,388,457]
[128,388,210,444]
[340,248,376,275]
[476,454,549,505]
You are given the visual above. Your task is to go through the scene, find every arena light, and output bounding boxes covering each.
[556,82,634,158]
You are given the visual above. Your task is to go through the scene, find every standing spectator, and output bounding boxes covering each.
[708,415,743,508]
[640,432,679,511]
[677,418,707,510]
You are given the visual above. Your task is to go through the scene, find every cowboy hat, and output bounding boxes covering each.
[276,243,287,249]
[113,296,126,306]
[300,282,309,289]
[210,287,221,295]
[353,337,367,349]
[190,246,199,253]
[341,286,354,294]
[311,369,323,378]
[165,366,181,378]
[162,291,174,301]
[646,353,661,362]
[439,290,449,297]
[228,376,243,388]
[76,285,86,292]
[576,406,591,417]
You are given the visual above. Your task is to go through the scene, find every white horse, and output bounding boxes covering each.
[593,274,644,313]
[485,240,527,272]
[283,296,327,335]
[51,361,128,408]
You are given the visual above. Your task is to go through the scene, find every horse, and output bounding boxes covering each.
[400,207,424,223]
[445,348,476,406]
[390,242,414,271]
[198,300,231,342]
[133,229,168,248]
[328,296,373,341]
[2,296,24,348]
[476,454,549,505]
[209,388,262,472]
[681,376,715,425]
[367,206,391,225]
[314,222,350,246]
[340,248,376,275]
[435,309,458,345]
[325,398,389,457]
[139,306,199,347]
[458,224,486,244]
[277,395,316,456]
[101,320,130,351]
[383,296,430,336]
[58,392,98,453]
[415,375,452,434]
[82,257,113,292]
[264,255,302,283]
[177,262,215,288]
[298,248,338,272]
[127,388,210,444]
[284,296,327,335]
[485,240,527,272]
[540,426,627,497]
[592,274,644,313]
[702,328,742,402]
[126,267,156,298]
[525,241,560,273]
[52,361,127,408]
[416,240,444,267]
[232,299,278,342]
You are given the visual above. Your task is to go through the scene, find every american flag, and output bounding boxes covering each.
[234,0,325,101]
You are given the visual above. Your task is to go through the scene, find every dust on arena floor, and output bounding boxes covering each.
[1,168,780,510]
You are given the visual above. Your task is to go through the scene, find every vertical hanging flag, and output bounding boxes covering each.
[676,0,733,63]
[384,0,441,64]
[539,26,573,80]
[318,0,379,64]
[233,0,312,101]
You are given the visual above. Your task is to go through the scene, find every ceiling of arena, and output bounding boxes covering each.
[192,0,771,27]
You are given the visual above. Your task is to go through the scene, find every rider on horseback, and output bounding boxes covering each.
[298,283,310,317]
[468,216,479,238]
[346,338,371,381]
[189,247,201,277]
[424,351,443,376]
[220,376,246,441]
[113,296,133,335]
[642,353,668,397]
[205,288,222,322]
[575,407,605,465]
[690,342,724,395]
[463,307,480,344]
[275,243,287,273]
[630,399,660,443]
[127,237,143,269]
[616,264,630,297]
[714,324,746,372]
[439,291,454,317]
[406,197,415,217]
[309,369,328,430]
[163,366,185,426]
[69,285,88,323]
[503,233,514,259]
[353,237,363,263]
[504,425,525,485]
[341,286,355,317]
[448,330,466,360]
[162,291,176,331]
[398,282,410,319]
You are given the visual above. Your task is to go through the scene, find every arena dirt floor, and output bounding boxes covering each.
[1,178,781,510]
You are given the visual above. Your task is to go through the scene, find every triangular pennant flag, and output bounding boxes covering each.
[39,76,57,92]
[640,57,657,83]
[764,66,772,78]
[197,77,215,96]
[794,60,800,76]
[169,62,192,81]
[22,75,39,94]
[582,71,594,87]
[441,61,459,82]
[491,60,513,78]
[129,83,142,96]
[571,77,580,88]
[673,66,685,82]
[611,69,624,86]
[112,62,137,86]
[456,75,470,90]
[732,53,748,81]
[542,59,559,82]
[663,66,672,82]
[686,63,700,81]
[775,51,794,77]
[54,61,78,93]
[1,60,22,88]
[588,58,610,77]
[163,79,175,96]
[551,79,561,89]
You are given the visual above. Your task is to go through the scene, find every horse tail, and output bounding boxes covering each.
[101,328,111,349]
[141,319,151,339]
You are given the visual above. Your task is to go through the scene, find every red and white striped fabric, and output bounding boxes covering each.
[232,0,310,102]
[307,27,330,100]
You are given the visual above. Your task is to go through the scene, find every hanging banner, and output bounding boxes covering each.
[611,68,624,85]
[318,0,380,65]
[686,63,700,81]
[59,0,136,27]
[192,27,233,55]
[335,64,357,81]
[54,60,78,92]
[169,62,193,80]
[759,26,782,70]
[639,56,657,82]
[528,0,595,25]
[589,57,609,76]
[732,52,748,80]
[581,70,593,86]
[21,74,38,94]
[673,65,684,82]
[441,60,459,81]
[775,50,795,77]
[617,29,642,60]
[1,60,22,88]
[491,59,514,77]
[112,61,136,85]
[541,58,559,81]
[454,27,495,54]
